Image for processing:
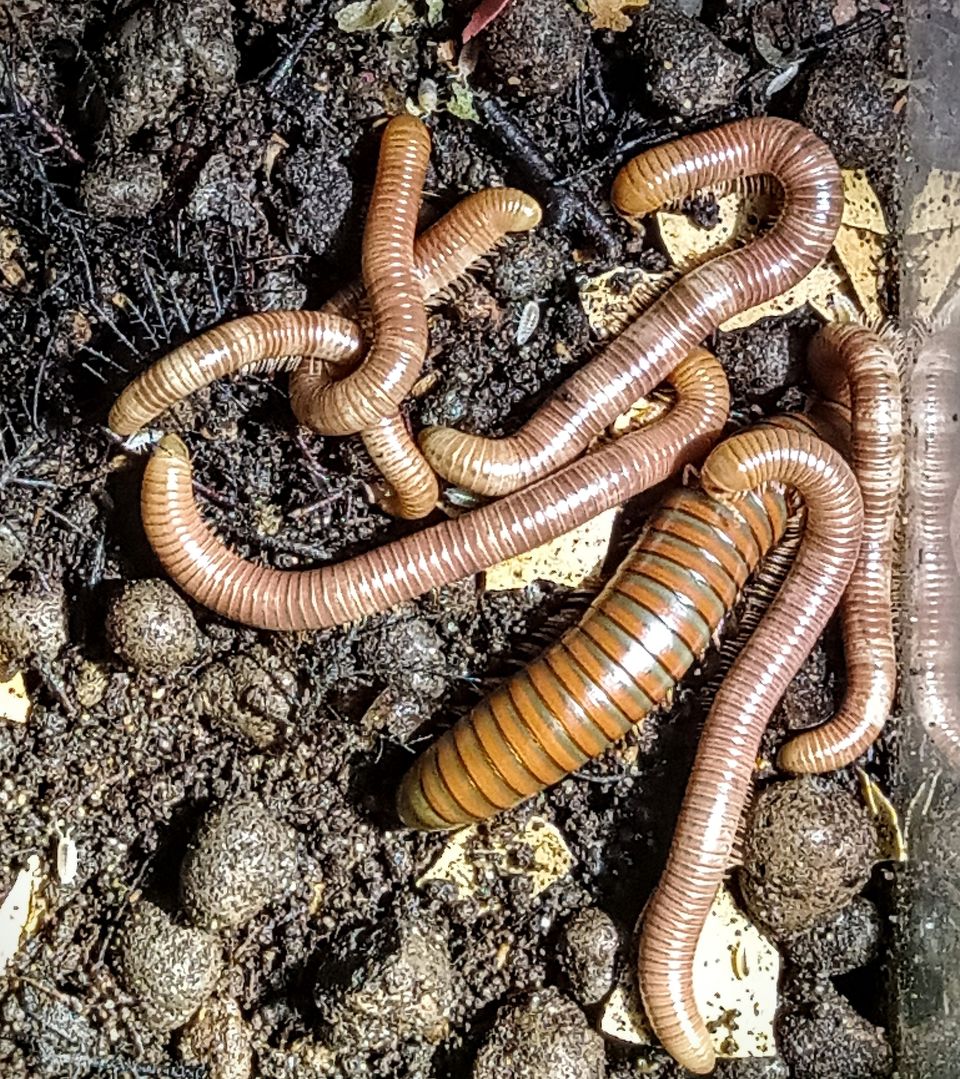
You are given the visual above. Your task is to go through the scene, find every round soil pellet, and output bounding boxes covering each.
[119,902,223,1032]
[179,796,299,931]
[107,579,199,673]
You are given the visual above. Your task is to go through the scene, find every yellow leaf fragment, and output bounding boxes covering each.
[598,885,779,1059]
[484,508,618,591]
[904,226,960,321]
[858,769,908,863]
[841,170,888,235]
[656,185,884,326]
[0,856,44,975]
[578,266,678,339]
[833,226,886,325]
[0,672,30,725]
[417,816,575,904]
[586,0,649,31]
[906,168,960,235]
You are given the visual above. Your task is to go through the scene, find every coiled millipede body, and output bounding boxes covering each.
[776,323,903,772]
[140,350,729,630]
[110,181,542,519]
[638,425,862,1074]
[289,114,431,437]
[395,482,792,830]
[419,116,843,497]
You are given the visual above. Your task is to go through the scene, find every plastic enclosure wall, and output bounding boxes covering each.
[895,3,960,1073]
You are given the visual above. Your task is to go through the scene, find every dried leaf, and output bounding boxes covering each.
[462,0,513,40]
[858,769,907,863]
[586,0,649,31]
[417,816,575,904]
[905,226,960,320]
[336,0,405,32]
[446,81,479,122]
[833,225,885,325]
[578,266,679,338]
[599,885,779,1059]
[0,673,30,725]
[0,856,44,975]
[484,507,618,591]
[841,169,888,235]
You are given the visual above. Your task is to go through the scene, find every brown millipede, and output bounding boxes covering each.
[109,189,541,439]
[288,114,431,437]
[777,323,903,772]
[110,184,542,520]
[139,349,728,630]
[108,311,362,438]
[638,425,863,1075]
[418,117,843,497]
[395,481,791,831]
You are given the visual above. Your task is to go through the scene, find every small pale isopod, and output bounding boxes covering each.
[55,824,77,886]
[515,300,540,346]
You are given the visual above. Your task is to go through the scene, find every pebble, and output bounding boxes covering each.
[472,988,605,1079]
[359,612,446,701]
[738,779,877,936]
[0,522,26,581]
[279,147,354,257]
[180,796,299,931]
[119,902,223,1032]
[0,584,67,678]
[631,7,749,116]
[180,996,253,1079]
[557,908,622,1007]
[480,0,589,98]
[316,920,455,1053]
[781,897,882,976]
[106,579,200,674]
[109,0,238,138]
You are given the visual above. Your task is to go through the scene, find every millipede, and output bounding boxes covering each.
[140,349,729,630]
[108,187,543,441]
[395,480,793,831]
[638,424,863,1074]
[288,113,431,437]
[418,116,844,497]
[777,323,903,773]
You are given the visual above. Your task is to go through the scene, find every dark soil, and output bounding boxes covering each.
[0,1,904,1077]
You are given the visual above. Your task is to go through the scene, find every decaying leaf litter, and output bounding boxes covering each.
[0,0,912,1076]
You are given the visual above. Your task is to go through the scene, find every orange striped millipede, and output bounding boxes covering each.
[776,323,903,773]
[418,117,843,497]
[395,483,792,831]
[638,425,863,1075]
[139,349,728,630]
[288,114,431,437]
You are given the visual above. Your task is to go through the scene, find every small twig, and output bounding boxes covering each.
[264,5,326,94]
[473,93,622,259]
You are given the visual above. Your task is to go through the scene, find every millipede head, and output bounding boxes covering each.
[155,432,191,463]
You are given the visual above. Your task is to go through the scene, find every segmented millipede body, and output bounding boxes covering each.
[638,425,863,1075]
[107,312,362,438]
[109,189,541,440]
[903,316,960,763]
[776,323,903,773]
[418,117,843,497]
[395,483,791,831]
[288,114,431,436]
[140,350,729,630]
